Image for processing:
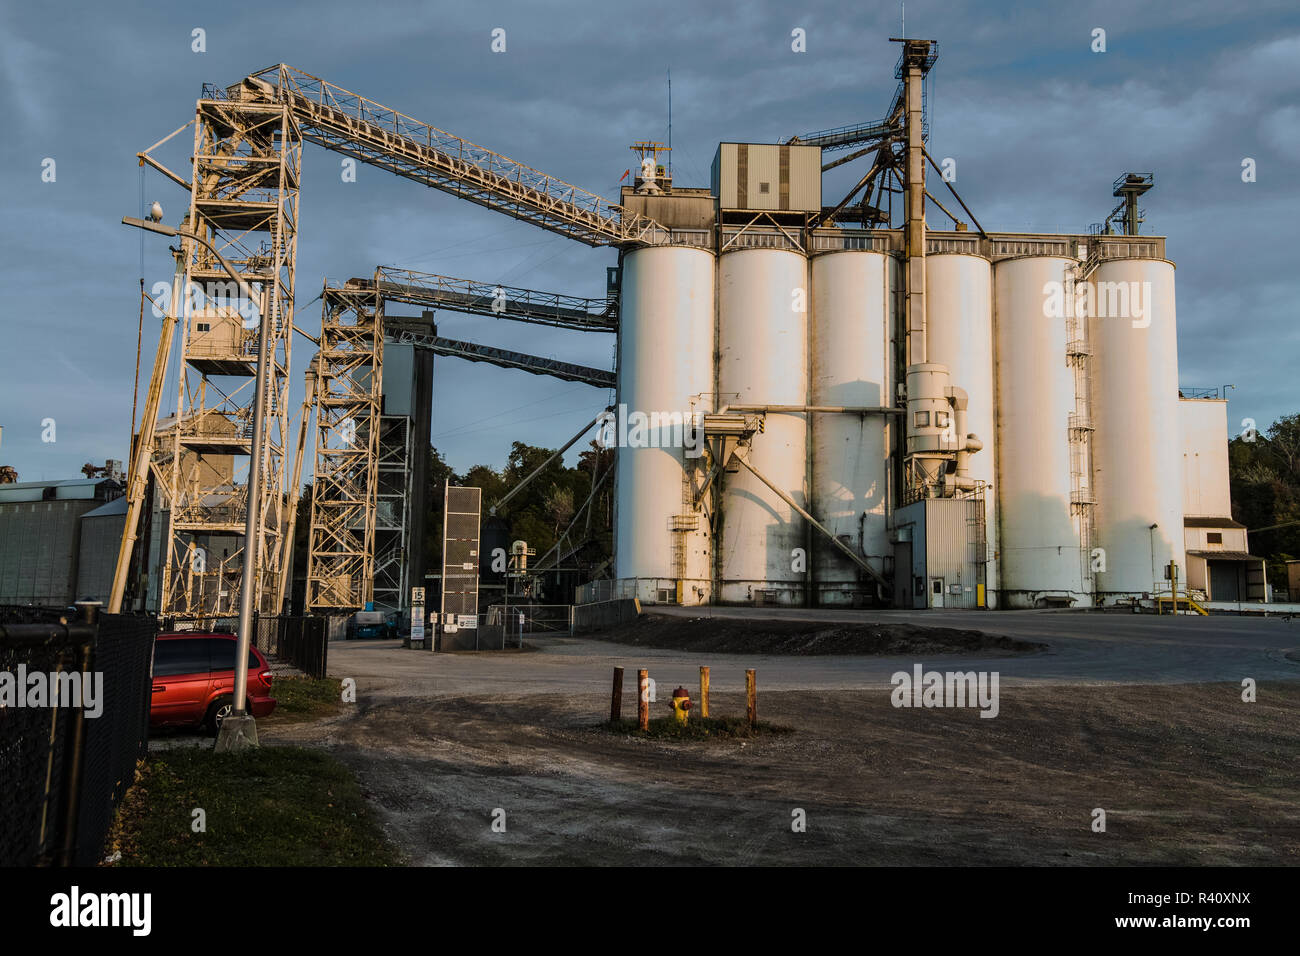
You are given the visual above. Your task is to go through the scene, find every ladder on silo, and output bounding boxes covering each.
[1066,263,1098,591]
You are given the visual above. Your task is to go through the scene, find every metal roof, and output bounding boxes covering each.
[83,497,129,518]
[1185,550,1261,562]
[0,477,121,503]
[1183,516,1245,528]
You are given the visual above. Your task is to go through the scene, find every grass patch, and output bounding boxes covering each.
[263,676,344,723]
[601,715,792,740]
[106,746,402,867]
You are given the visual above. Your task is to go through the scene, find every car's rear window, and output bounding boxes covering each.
[153,638,209,676]
[206,639,261,672]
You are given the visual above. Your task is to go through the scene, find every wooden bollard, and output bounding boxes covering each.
[637,669,649,731]
[745,669,757,726]
[610,666,624,722]
[699,666,710,718]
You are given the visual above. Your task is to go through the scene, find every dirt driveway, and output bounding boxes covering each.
[271,680,1300,866]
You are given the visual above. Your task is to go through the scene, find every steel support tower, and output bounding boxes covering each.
[158,83,300,619]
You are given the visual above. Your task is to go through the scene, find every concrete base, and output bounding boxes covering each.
[214,714,259,752]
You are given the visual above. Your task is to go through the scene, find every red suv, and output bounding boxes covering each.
[150,633,277,734]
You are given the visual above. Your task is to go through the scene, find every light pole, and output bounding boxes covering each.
[123,211,269,751]
[1148,522,1159,590]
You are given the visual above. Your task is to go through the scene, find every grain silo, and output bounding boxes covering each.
[613,245,715,605]
[716,248,810,605]
[926,253,998,606]
[809,250,896,605]
[1089,257,1184,600]
[993,256,1088,607]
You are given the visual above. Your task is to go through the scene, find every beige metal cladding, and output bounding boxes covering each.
[993,256,1086,606]
[927,254,998,604]
[717,248,810,605]
[1089,258,1184,599]
[1179,398,1232,519]
[614,246,715,605]
[712,143,822,212]
[810,251,893,605]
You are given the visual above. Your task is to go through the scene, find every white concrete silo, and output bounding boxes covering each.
[1089,258,1184,600]
[717,248,809,605]
[993,256,1087,607]
[927,253,998,606]
[809,250,894,605]
[614,246,715,604]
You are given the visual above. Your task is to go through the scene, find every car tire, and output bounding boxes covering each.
[205,695,234,737]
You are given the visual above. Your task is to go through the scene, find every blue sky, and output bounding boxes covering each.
[1,0,1297,481]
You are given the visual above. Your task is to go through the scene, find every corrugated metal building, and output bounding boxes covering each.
[0,477,124,606]
[77,496,128,605]
[892,497,985,609]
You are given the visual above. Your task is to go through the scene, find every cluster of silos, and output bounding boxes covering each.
[992,254,1183,606]
[614,243,1182,609]
[615,244,899,608]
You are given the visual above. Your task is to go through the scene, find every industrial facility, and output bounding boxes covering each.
[104,38,1265,623]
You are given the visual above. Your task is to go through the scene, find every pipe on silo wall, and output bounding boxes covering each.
[717,248,809,606]
[1089,258,1184,600]
[613,246,715,605]
[993,256,1088,607]
[927,254,998,606]
[809,251,893,606]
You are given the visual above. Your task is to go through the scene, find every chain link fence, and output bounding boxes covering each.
[1,604,154,866]
[252,615,329,679]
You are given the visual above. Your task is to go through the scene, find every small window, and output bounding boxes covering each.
[1207,532,1223,545]
[914,411,930,428]
[759,182,771,194]
[933,580,943,594]
[196,323,211,332]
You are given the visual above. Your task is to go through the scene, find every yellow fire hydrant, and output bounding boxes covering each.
[671,686,691,725]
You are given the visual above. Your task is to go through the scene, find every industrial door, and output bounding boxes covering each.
[1208,561,1241,602]
[894,542,913,608]
[930,577,945,609]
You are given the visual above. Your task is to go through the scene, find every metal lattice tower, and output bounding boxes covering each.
[305,284,383,610]
[140,64,660,617]
[157,83,300,619]
[373,416,412,609]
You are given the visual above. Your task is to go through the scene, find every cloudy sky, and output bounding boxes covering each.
[1,0,1296,482]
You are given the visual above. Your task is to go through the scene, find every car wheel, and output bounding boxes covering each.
[206,695,234,736]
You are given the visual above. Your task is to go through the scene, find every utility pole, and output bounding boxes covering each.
[121,212,268,751]
[217,278,273,752]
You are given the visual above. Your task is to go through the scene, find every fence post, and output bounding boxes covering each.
[699,666,710,718]
[610,666,624,722]
[746,669,756,727]
[637,669,649,731]
[58,639,94,866]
